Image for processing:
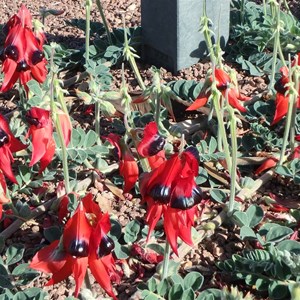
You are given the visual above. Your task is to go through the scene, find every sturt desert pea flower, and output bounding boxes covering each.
[30,194,119,299]
[186,68,250,113]
[271,62,300,125]
[140,147,203,255]
[137,121,166,169]
[0,114,27,183]
[26,107,55,173]
[105,133,139,193]
[25,107,72,173]
[0,5,47,92]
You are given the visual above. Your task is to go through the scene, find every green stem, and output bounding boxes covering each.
[123,17,146,91]
[227,108,238,215]
[95,100,101,169]
[289,70,299,152]
[49,48,71,193]
[85,0,92,63]
[161,241,171,280]
[95,0,112,45]
[211,93,232,171]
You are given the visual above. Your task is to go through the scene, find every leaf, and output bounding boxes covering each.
[147,277,158,292]
[156,278,170,297]
[181,288,195,300]
[277,240,300,254]
[196,288,223,300]
[5,244,25,266]
[43,226,62,243]
[183,272,204,291]
[246,205,264,227]
[240,226,257,240]
[210,189,227,203]
[168,283,184,300]
[232,211,249,227]
[266,225,293,243]
[124,220,141,243]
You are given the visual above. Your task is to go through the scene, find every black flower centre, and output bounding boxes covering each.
[171,186,203,210]
[148,135,165,156]
[16,60,29,72]
[4,45,19,61]
[0,129,9,147]
[31,50,44,65]
[274,77,288,95]
[98,235,115,258]
[25,114,40,127]
[149,184,171,204]
[68,239,89,257]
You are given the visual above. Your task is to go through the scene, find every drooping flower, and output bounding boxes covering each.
[140,147,203,255]
[0,5,47,92]
[271,63,300,125]
[137,122,165,157]
[137,121,166,169]
[186,68,250,112]
[30,194,119,299]
[0,114,27,183]
[26,107,55,173]
[105,133,139,193]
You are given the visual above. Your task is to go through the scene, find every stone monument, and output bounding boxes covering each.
[141,0,231,73]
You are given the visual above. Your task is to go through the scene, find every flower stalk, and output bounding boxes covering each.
[85,0,92,62]
[95,0,112,45]
[161,241,171,280]
[49,48,71,193]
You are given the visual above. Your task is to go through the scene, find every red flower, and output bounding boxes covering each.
[105,133,139,193]
[0,5,47,92]
[0,114,27,183]
[137,121,165,155]
[140,147,203,255]
[254,157,278,176]
[30,194,119,299]
[26,107,55,173]
[186,68,250,112]
[272,64,300,125]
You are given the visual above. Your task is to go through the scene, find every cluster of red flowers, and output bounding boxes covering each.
[106,122,203,255]
[272,55,300,125]
[0,5,47,92]
[30,193,119,299]
[186,68,250,113]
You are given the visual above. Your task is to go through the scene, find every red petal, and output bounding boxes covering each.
[17,4,33,28]
[57,110,72,147]
[73,257,88,297]
[215,68,230,86]
[271,93,289,125]
[89,254,117,300]
[39,138,56,174]
[186,96,208,111]
[163,207,179,255]
[225,89,247,112]
[30,240,67,274]
[147,150,166,170]
[255,157,278,176]
[119,158,139,193]
[137,122,163,157]
[0,59,19,92]
[45,256,73,286]
[0,146,17,183]
[29,127,51,167]
[82,193,101,216]
[145,200,163,241]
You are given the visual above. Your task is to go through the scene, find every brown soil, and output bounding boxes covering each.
[0,1,299,300]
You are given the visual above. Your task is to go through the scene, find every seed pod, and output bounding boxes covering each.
[25,114,40,126]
